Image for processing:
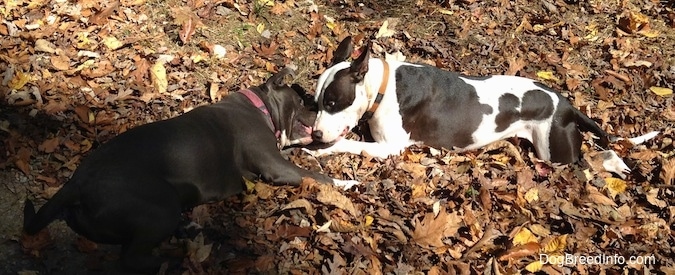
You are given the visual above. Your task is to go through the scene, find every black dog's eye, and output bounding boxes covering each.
[326,101,336,107]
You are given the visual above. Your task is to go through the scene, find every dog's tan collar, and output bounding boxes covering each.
[360,59,389,122]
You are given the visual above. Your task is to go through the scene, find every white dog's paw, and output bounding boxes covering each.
[600,150,631,179]
[332,179,360,190]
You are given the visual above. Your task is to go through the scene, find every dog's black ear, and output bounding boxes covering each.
[292,84,318,110]
[331,36,353,65]
[350,41,370,82]
[267,67,295,88]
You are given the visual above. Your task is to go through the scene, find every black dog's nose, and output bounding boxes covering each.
[312,130,323,140]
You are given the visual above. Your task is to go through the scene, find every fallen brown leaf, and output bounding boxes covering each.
[498,242,541,262]
[89,1,121,25]
[281,198,316,216]
[38,137,59,153]
[316,184,359,217]
[661,157,675,185]
[412,207,460,248]
[179,16,196,43]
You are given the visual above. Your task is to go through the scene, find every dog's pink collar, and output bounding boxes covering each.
[237,89,281,139]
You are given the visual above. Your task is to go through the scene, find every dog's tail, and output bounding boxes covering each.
[23,182,78,235]
[572,107,659,147]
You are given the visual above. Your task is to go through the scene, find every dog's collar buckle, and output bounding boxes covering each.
[237,89,281,139]
[360,59,389,123]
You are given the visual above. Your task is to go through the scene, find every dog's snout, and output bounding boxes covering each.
[312,130,323,140]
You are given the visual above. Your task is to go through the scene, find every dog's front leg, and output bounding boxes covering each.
[306,139,406,159]
[255,152,359,189]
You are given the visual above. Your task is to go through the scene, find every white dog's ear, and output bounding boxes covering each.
[350,41,370,82]
[331,36,353,65]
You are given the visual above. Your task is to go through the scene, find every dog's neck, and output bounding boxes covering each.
[237,89,281,139]
[360,59,389,122]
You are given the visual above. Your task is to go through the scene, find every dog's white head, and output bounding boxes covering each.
[312,37,371,144]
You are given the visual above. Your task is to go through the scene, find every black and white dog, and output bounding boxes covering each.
[22,68,356,273]
[310,37,658,177]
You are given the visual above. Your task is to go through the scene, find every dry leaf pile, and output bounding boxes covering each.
[1,0,674,274]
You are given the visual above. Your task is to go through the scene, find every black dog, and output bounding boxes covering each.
[23,68,357,273]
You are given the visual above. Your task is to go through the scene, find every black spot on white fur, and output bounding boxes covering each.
[395,65,492,148]
[495,93,520,132]
[521,90,555,120]
[495,90,555,132]
[321,69,356,113]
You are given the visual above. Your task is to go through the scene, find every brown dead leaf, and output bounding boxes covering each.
[50,55,71,71]
[43,100,68,114]
[74,105,92,124]
[186,233,212,264]
[646,188,666,208]
[412,208,460,248]
[21,230,53,256]
[618,10,650,34]
[89,1,121,25]
[75,236,98,253]
[558,200,590,219]
[413,211,447,248]
[316,184,359,216]
[35,175,58,187]
[604,70,632,85]
[505,55,526,75]
[398,162,426,179]
[541,234,567,254]
[661,158,675,185]
[410,177,426,199]
[529,224,551,237]
[254,182,274,200]
[479,185,492,211]
[329,218,360,233]
[591,77,611,100]
[587,185,617,207]
[179,16,197,44]
[269,2,288,15]
[254,254,276,272]
[498,242,541,262]
[14,147,32,176]
[276,224,312,239]
[253,40,279,58]
[81,60,114,78]
[281,198,315,216]
[129,57,150,84]
[38,137,59,153]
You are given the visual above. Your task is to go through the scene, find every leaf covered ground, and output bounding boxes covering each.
[1,0,675,274]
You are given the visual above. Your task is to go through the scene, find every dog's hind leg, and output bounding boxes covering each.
[120,201,182,273]
[120,239,166,273]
